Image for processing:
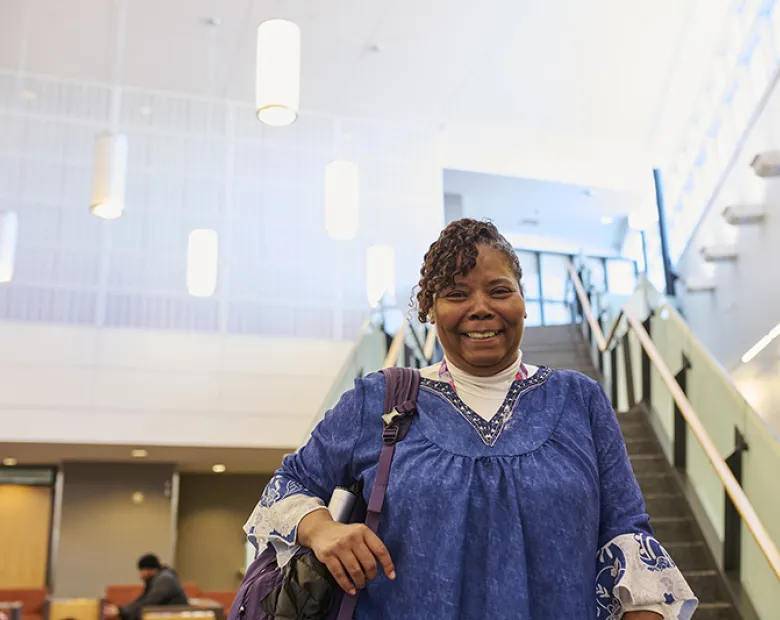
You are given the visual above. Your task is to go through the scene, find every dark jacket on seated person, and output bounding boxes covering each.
[119,567,189,620]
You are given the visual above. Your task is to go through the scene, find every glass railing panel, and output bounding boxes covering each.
[621,339,630,411]
[628,330,644,410]
[303,321,387,441]
[614,339,629,412]
[649,311,678,444]
[682,318,751,542]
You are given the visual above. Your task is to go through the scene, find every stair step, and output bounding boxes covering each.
[619,421,655,441]
[664,541,712,571]
[630,454,669,474]
[651,516,698,543]
[636,472,678,495]
[624,437,664,456]
[523,342,588,353]
[644,493,689,519]
[521,325,582,346]
[683,570,728,604]
[526,352,593,364]
[616,408,647,422]
[693,602,738,620]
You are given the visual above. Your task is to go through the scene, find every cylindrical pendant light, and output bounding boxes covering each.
[187,229,219,297]
[325,160,360,240]
[256,19,301,127]
[366,244,396,307]
[91,133,128,220]
[0,211,19,283]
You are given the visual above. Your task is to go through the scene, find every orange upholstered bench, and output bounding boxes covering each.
[0,588,47,620]
[105,584,199,608]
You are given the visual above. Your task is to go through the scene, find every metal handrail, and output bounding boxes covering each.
[383,317,409,368]
[603,309,625,350]
[567,262,780,582]
[423,325,437,361]
[568,262,607,351]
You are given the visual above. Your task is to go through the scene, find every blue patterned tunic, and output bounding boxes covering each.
[245,368,696,619]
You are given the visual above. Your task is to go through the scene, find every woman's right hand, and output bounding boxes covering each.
[298,509,396,596]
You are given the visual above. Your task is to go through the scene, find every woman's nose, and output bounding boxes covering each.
[468,292,494,319]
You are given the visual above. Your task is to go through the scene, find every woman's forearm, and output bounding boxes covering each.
[623,612,663,619]
[297,506,334,547]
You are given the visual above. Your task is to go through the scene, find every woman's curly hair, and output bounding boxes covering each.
[414,218,522,323]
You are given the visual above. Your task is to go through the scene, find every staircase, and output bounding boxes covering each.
[522,324,599,380]
[524,324,740,620]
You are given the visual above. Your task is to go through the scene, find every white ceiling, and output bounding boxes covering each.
[443,169,635,255]
[0,0,705,165]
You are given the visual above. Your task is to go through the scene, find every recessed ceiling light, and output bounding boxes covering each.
[3,457,17,466]
[131,449,148,458]
[741,320,780,364]
[600,216,613,225]
[212,464,227,473]
[131,492,145,504]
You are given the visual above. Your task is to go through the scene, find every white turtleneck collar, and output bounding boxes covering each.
[420,352,538,421]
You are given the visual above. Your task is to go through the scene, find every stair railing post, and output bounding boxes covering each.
[724,428,749,578]
[597,314,606,376]
[622,333,636,408]
[673,354,691,471]
[610,345,619,406]
[641,313,653,407]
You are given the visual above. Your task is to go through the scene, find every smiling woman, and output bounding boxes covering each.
[415,219,527,377]
[243,218,697,619]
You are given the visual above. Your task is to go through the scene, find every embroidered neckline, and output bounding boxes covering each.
[438,357,529,388]
[420,366,552,446]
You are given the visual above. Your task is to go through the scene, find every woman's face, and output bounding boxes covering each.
[432,245,526,377]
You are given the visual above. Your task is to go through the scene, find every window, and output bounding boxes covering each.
[540,253,569,301]
[516,250,636,326]
[772,1,780,52]
[525,301,542,327]
[605,260,637,296]
[664,0,774,266]
[543,302,569,326]
[585,258,606,291]
[516,251,540,299]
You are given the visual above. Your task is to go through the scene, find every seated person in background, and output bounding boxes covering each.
[104,554,189,620]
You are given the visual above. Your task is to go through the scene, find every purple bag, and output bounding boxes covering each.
[228,368,421,620]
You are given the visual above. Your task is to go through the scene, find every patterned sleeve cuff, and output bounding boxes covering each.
[243,475,327,567]
[596,533,698,620]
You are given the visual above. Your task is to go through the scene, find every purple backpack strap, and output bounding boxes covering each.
[336,367,420,620]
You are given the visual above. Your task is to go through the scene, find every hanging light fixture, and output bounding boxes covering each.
[256,19,301,127]
[366,245,396,307]
[187,229,219,297]
[325,160,360,240]
[0,211,18,283]
[91,133,128,220]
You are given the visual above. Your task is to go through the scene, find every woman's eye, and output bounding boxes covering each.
[446,291,466,298]
[492,288,511,295]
